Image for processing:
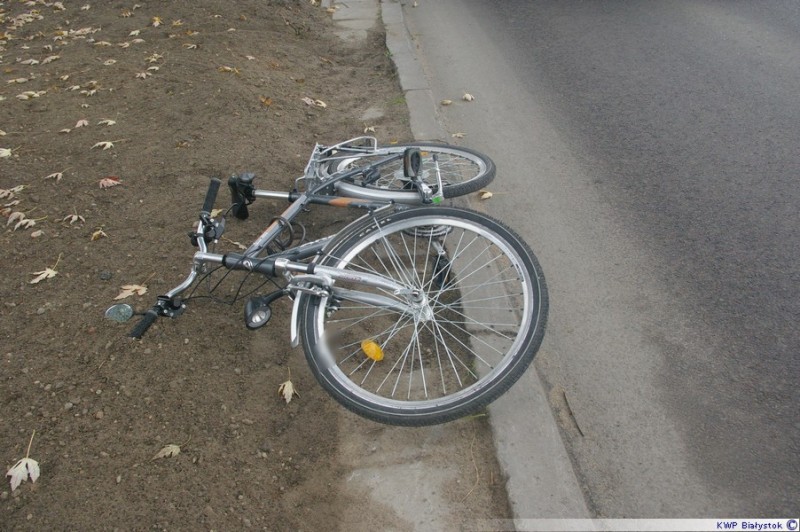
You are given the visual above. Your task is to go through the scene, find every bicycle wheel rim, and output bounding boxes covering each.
[301,208,545,423]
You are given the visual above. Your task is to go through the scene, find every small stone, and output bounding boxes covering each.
[116,475,122,484]
[99,271,113,281]
[64,402,74,411]
[94,410,104,419]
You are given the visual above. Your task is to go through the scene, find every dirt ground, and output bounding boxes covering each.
[1,1,510,530]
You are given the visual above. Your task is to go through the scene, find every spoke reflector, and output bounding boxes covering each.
[361,339,384,361]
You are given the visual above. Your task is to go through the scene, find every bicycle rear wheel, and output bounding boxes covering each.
[324,143,495,203]
[298,206,547,426]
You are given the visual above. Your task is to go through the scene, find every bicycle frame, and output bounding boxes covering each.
[149,152,427,341]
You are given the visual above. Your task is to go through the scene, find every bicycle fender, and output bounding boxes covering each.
[290,292,303,348]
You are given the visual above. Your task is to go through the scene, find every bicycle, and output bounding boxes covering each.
[108,138,548,426]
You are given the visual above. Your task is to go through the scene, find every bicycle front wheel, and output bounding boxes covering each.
[298,206,547,426]
[325,143,495,203]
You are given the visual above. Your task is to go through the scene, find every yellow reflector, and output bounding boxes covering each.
[361,339,384,361]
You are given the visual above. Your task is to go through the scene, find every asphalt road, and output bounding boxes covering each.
[404,0,799,517]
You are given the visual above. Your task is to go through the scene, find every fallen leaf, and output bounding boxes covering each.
[92,141,114,150]
[75,119,89,128]
[81,4,91,11]
[440,99,453,106]
[42,55,60,64]
[218,66,240,74]
[114,284,148,300]
[259,96,272,107]
[451,132,465,139]
[6,458,39,492]
[135,72,151,79]
[15,219,36,231]
[97,119,116,126]
[0,148,12,158]
[245,55,256,61]
[19,58,39,66]
[479,190,493,200]
[91,229,107,240]
[60,129,72,134]
[129,29,140,36]
[152,16,163,27]
[278,380,298,404]
[63,213,85,225]
[363,125,376,134]
[463,93,475,101]
[103,59,117,66]
[31,230,44,238]
[7,78,29,84]
[44,172,64,181]
[30,267,57,284]
[99,177,122,188]
[152,444,180,460]
[7,211,25,226]
[210,208,223,218]
[183,43,198,50]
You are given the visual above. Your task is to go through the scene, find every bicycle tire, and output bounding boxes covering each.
[298,206,547,426]
[323,143,495,203]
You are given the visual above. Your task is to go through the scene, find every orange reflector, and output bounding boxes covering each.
[361,339,384,361]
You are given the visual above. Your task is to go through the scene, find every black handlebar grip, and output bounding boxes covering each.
[202,178,222,215]
[128,308,159,339]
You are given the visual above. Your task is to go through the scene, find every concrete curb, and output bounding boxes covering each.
[379,0,592,521]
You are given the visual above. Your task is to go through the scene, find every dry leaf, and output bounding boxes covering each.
[114,284,148,300]
[210,208,223,218]
[463,93,475,101]
[152,16,163,27]
[81,4,91,11]
[245,55,256,61]
[19,58,39,66]
[15,219,36,231]
[6,458,39,492]
[91,229,107,241]
[30,267,57,284]
[97,119,116,126]
[218,66,240,75]
[60,129,72,134]
[451,132,465,139]
[183,43,198,50]
[440,99,453,106]
[42,55,60,64]
[7,212,25,227]
[63,214,85,225]
[99,177,121,188]
[135,72,152,79]
[129,29,140,36]
[479,190,493,200]
[0,148,12,158]
[44,172,64,181]
[31,230,44,238]
[75,119,89,128]
[363,125,376,134]
[152,444,180,460]
[278,380,299,404]
[92,141,114,150]
[103,59,117,66]
[146,53,163,63]
[259,96,272,107]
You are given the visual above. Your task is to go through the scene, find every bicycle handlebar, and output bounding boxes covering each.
[128,307,159,339]
[129,179,222,339]
[202,178,222,215]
